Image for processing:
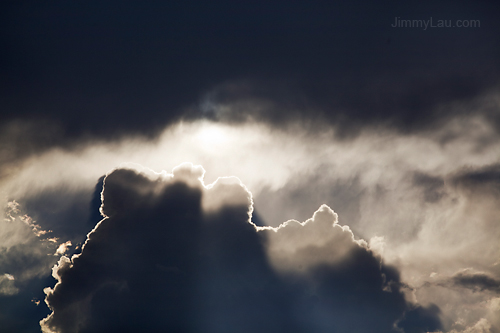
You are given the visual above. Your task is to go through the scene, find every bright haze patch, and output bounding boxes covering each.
[196,124,228,148]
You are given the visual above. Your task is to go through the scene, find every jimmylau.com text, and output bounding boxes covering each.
[391,17,480,30]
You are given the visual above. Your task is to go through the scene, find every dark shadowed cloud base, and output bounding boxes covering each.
[42,165,441,333]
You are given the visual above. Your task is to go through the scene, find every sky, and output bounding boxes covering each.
[1,1,500,332]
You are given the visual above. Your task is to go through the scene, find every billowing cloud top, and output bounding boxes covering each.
[264,204,367,273]
[41,163,440,333]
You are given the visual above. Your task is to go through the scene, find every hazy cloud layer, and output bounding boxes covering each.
[41,164,440,333]
[0,201,69,284]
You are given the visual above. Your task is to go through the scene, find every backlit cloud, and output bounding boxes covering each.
[41,164,440,333]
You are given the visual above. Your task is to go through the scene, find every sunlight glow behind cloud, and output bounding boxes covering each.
[196,123,229,149]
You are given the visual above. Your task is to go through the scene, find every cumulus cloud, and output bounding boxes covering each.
[263,204,366,273]
[41,164,441,333]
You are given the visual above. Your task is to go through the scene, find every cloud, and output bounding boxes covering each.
[2,1,500,144]
[55,241,72,256]
[0,119,65,182]
[412,172,446,203]
[445,297,500,333]
[2,1,500,331]
[0,110,498,331]
[0,201,63,331]
[41,163,441,333]
[0,201,61,284]
[451,164,500,198]
[263,204,366,273]
[0,273,18,296]
[0,90,498,333]
[194,80,500,139]
[413,268,500,333]
[448,269,500,294]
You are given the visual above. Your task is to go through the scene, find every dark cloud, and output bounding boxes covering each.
[193,77,500,139]
[0,119,65,181]
[412,172,445,203]
[42,164,441,332]
[1,0,499,140]
[450,269,500,294]
[88,176,105,231]
[451,164,500,196]
[397,303,442,333]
